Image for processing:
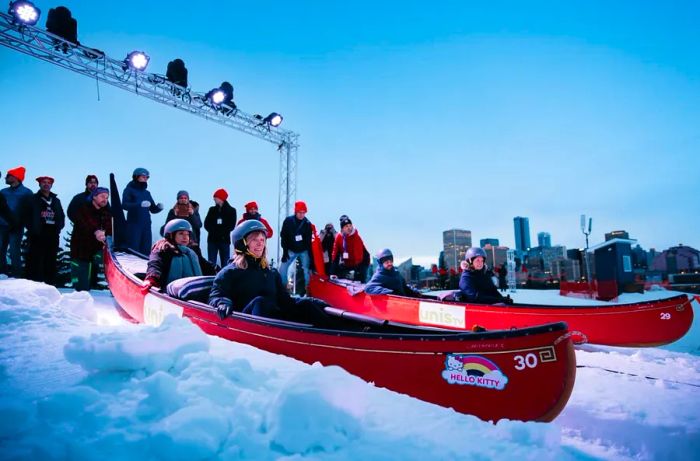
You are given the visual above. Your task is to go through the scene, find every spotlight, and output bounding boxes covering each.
[166,59,188,88]
[205,81,235,108]
[46,6,78,45]
[8,0,40,26]
[124,51,150,71]
[264,112,283,127]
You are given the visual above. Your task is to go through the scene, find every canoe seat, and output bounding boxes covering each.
[166,276,215,303]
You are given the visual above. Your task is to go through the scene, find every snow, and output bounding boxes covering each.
[1,278,699,460]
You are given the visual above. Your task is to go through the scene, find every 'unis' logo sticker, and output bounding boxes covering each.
[418,301,465,328]
[441,354,509,390]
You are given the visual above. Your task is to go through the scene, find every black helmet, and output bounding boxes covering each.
[375,248,393,263]
[465,247,487,262]
[232,220,268,247]
[164,219,192,236]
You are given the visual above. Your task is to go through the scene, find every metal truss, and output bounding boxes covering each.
[0,12,298,261]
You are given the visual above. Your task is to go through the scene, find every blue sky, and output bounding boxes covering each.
[1,1,699,265]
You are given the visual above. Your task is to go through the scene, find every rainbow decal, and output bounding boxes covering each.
[442,354,509,390]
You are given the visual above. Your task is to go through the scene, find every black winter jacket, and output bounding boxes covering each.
[458,268,506,304]
[209,256,295,312]
[24,192,65,236]
[280,215,312,254]
[365,266,421,297]
[204,201,237,244]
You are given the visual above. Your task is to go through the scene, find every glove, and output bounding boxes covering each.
[156,203,164,210]
[329,275,338,281]
[140,279,154,294]
[504,295,514,305]
[217,303,234,320]
[281,250,289,263]
[141,200,151,208]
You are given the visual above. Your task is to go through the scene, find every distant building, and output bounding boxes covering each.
[537,232,551,248]
[605,230,630,241]
[513,217,531,255]
[589,238,637,299]
[480,238,499,247]
[397,257,414,283]
[551,258,581,281]
[443,229,472,271]
[483,244,509,269]
[528,245,566,273]
[650,245,700,274]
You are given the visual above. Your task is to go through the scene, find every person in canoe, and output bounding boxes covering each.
[141,219,217,293]
[365,248,423,297]
[458,247,514,305]
[208,219,332,325]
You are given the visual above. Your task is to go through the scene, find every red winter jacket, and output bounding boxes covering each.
[331,229,367,269]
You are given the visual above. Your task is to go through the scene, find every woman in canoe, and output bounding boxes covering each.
[208,219,331,325]
[458,247,513,305]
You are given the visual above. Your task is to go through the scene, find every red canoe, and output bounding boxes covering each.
[307,274,694,347]
[105,246,576,423]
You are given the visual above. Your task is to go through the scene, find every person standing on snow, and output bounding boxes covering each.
[237,201,273,238]
[70,187,112,291]
[279,200,313,291]
[319,223,337,276]
[203,188,237,267]
[67,174,100,224]
[24,176,65,285]
[122,168,163,255]
[330,214,370,283]
[160,190,202,244]
[0,166,32,277]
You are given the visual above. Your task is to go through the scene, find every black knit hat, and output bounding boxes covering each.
[85,174,98,185]
[339,214,352,228]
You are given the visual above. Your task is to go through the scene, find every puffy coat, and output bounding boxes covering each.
[331,229,369,271]
[365,266,421,297]
[146,240,216,289]
[204,201,237,243]
[458,268,506,304]
[70,201,112,261]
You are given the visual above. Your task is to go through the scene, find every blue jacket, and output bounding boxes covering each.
[365,266,420,297]
[458,268,506,304]
[0,183,32,228]
[122,180,161,224]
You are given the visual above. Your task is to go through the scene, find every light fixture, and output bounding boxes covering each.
[124,51,150,71]
[46,6,78,45]
[166,58,188,88]
[205,81,235,108]
[8,0,40,25]
[264,112,283,127]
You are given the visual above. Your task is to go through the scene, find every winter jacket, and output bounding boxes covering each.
[331,229,369,272]
[0,183,32,228]
[204,201,237,243]
[24,192,65,237]
[458,268,507,304]
[145,240,216,289]
[209,256,295,312]
[70,201,112,261]
[67,190,91,224]
[122,180,161,227]
[280,215,312,255]
[365,266,421,297]
[0,193,16,229]
[320,229,337,263]
[237,213,273,238]
[161,204,203,243]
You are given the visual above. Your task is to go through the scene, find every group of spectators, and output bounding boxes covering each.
[0,166,110,289]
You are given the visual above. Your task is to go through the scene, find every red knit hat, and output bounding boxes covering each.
[6,166,26,182]
[294,201,307,213]
[36,176,55,184]
[245,201,258,211]
[213,188,228,201]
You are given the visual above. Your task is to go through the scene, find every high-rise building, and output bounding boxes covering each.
[483,244,509,269]
[537,232,551,248]
[443,229,472,271]
[513,217,531,254]
[480,238,499,247]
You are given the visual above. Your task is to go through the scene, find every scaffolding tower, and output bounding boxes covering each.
[0,12,298,262]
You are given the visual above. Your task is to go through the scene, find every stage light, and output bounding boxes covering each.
[8,1,40,26]
[205,81,235,108]
[264,112,283,127]
[166,59,188,88]
[124,51,150,71]
[46,6,78,45]
[206,88,226,105]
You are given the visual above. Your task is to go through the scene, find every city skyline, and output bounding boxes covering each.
[1,1,698,266]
